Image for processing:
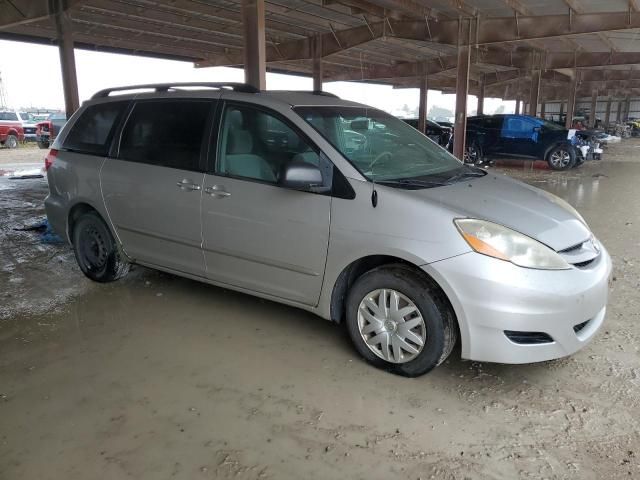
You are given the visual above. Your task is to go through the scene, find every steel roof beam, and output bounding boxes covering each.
[325,50,640,82]
[579,69,640,81]
[197,11,640,68]
[501,0,533,16]
[0,0,84,30]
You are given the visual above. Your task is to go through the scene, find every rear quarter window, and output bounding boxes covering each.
[64,102,128,156]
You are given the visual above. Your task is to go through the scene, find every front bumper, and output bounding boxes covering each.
[424,246,612,364]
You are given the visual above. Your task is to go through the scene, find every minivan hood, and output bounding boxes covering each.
[416,173,591,251]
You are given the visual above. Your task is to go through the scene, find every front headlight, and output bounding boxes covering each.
[455,219,571,270]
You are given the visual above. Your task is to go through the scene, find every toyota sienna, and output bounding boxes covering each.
[44,83,612,376]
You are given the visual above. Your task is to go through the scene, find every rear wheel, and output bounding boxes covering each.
[72,212,129,282]
[4,134,18,149]
[547,145,575,170]
[345,265,457,377]
[37,140,49,149]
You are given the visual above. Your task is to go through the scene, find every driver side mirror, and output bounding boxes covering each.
[280,161,328,193]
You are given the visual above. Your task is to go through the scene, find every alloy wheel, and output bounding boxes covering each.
[357,288,426,364]
[463,145,479,164]
[549,149,571,168]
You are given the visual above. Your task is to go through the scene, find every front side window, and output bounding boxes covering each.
[64,102,128,155]
[540,119,565,131]
[474,116,503,131]
[294,106,466,184]
[502,117,538,139]
[217,104,331,187]
[119,100,211,171]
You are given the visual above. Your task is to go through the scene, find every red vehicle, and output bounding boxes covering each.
[36,112,67,149]
[0,111,25,149]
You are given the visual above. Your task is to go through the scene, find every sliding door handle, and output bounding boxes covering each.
[204,185,231,198]
[176,179,201,191]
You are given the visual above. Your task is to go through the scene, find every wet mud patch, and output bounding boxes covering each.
[0,177,87,321]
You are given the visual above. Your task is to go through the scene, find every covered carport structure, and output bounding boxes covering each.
[2,0,640,159]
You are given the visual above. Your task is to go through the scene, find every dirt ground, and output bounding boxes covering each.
[0,142,639,480]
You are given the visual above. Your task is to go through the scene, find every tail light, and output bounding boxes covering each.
[45,149,58,171]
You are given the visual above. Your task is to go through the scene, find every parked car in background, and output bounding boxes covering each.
[0,110,25,148]
[626,118,640,137]
[17,111,38,141]
[44,83,611,377]
[465,114,590,170]
[403,118,453,149]
[36,112,67,149]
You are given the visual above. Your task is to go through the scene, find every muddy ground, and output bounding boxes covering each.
[0,142,639,479]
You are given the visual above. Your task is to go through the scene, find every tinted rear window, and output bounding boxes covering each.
[64,102,128,155]
[118,100,211,171]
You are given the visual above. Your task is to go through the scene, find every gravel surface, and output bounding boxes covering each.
[0,141,639,479]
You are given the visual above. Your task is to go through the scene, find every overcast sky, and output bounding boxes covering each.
[0,40,514,118]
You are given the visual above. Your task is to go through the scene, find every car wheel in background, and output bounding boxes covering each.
[37,140,50,149]
[345,264,457,377]
[72,211,130,283]
[547,145,575,170]
[463,143,482,164]
[4,135,18,149]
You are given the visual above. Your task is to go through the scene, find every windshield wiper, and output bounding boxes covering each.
[377,178,451,189]
[445,167,487,184]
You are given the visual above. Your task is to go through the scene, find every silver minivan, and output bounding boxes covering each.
[44,83,612,376]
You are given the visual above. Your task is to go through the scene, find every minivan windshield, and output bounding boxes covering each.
[294,106,470,185]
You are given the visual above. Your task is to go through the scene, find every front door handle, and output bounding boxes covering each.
[204,185,231,198]
[176,179,201,191]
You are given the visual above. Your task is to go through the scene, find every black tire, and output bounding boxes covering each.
[345,264,457,377]
[72,211,129,283]
[463,142,482,164]
[4,134,18,149]
[546,145,575,170]
[37,140,49,149]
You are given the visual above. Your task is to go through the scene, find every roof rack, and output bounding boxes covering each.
[91,82,259,99]
[265,90,340,98]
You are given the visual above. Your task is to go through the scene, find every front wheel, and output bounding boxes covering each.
[546,145,575,170]
[72,211,129,283]
[345,265,457,377]
[37,140,49,149]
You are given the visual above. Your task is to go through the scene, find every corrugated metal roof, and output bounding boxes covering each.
[1,0,640,99]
